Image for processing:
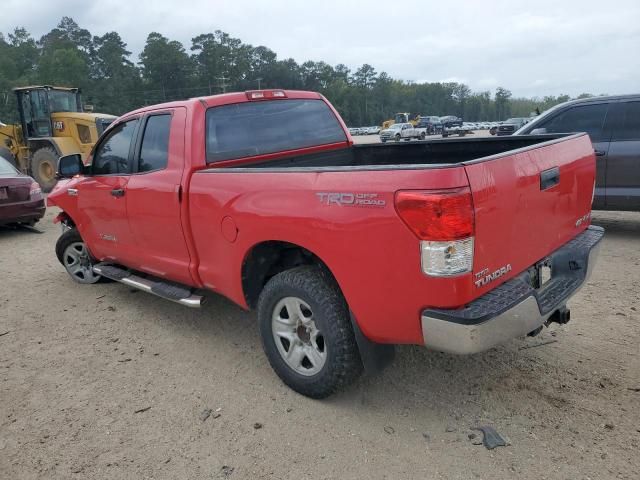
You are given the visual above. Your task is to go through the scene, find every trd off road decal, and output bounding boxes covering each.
[316,192,386,207]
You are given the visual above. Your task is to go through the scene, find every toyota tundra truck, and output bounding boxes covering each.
[48,90,604,398]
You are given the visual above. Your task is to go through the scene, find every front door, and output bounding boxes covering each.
[124,108,193,285]
[75,118,139,263]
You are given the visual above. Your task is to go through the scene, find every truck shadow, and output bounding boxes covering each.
[591,210,640,240]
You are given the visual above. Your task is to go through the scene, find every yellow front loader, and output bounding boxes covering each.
[0,86,115,192]
[381,112,420,130]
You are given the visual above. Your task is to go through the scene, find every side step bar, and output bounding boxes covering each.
[93,264,205,308]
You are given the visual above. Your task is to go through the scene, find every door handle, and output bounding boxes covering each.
[594,150,606,157]
[540,167,560,190]
[111,188,125,197]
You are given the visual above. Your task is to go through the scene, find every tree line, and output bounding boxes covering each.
[1,17,594,127]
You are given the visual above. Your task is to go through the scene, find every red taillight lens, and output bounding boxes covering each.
[394,188,474,240]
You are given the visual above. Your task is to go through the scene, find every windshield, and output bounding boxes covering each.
[389,124,403,129]
[48,90,80,113]
[0,156,18,175]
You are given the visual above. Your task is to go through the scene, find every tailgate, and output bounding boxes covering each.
[465,134,596,295]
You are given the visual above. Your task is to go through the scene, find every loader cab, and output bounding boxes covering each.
[15,86,82,139]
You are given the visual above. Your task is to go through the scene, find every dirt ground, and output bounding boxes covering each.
[1,207,638,480]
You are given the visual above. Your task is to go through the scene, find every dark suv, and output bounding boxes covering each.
[496,117,530,136]
[515,94,640,211]
[416,116,443,135]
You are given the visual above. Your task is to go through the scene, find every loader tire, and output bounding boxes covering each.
[31,147,58,193]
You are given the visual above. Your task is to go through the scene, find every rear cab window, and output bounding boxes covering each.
[205,99,347,163]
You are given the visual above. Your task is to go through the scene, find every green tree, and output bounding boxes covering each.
[140,32,192,102]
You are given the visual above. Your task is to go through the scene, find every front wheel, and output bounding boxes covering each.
[395,134,401,142]
[30,147,58,193]
[257,266,363,398]
[55,229,102,284]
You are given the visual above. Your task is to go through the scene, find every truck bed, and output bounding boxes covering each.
[235,134,568,170]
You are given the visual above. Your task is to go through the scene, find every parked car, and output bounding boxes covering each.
[49,89,603,398]
[439,115,463,128]
[515,94,640,211]
[416,116,442,135]
[0,154,45,227]
[379,122,426,142]
[348,127,361,136]
[496,118,530,136]
[366,126,381,135]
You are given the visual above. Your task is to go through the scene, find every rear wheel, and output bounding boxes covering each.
[258,266,363,398]
[30,147,58,193]
[55,229,102,284]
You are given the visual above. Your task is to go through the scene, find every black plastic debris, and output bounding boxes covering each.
[471,426,507,449]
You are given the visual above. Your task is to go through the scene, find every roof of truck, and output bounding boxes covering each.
[12,85,79,92]
[123,90,324,117]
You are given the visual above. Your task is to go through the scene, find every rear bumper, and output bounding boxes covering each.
[0,199,46,225]
[420,226,604,354]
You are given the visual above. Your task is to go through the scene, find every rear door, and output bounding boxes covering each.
[74,118,139,263]
[464,135,596,296]
[604,100,640,210]
[531,102,611,209]
[125,108,193,285]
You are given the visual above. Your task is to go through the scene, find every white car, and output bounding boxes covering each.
[379,123,427,142]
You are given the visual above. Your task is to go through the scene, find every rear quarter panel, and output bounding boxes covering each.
[189,166,472,345]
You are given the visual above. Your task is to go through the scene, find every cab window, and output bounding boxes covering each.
[611,101,640,141]
[205,99,347,163]
[93,119,138,175]
[138,114,171,173]
[541,103,609,141]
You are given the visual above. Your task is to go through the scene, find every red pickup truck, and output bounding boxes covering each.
[48,90,604,398]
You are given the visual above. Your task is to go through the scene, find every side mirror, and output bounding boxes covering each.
[57,154,84,178]
[530,127,548,135]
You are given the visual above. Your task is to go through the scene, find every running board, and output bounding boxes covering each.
[93,265,204,308]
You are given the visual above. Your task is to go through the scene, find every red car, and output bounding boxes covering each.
[48,90,603,398]
[0,154,45,227]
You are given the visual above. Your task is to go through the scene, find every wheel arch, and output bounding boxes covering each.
[241,240,341,310]
[242,239,395,374]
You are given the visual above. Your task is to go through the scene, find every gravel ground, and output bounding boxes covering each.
[1,208,638,480]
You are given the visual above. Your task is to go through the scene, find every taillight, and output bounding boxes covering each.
[30,181,42,200]
[395,188,474,276]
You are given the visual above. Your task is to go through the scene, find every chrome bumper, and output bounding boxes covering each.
[421,226,604,354]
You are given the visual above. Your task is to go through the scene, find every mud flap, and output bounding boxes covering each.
[350,311,395,374]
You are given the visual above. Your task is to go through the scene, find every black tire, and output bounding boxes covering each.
[0,147,18,169]
[395,134,401,142]
[381,139,387,143]
[420,132,426,140]
[257,266,363,398]
[55,228,103,284]
[30,147,58,193]
[442,132,449,138]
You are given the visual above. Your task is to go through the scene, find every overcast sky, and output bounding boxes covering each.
[3,0,639,98]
